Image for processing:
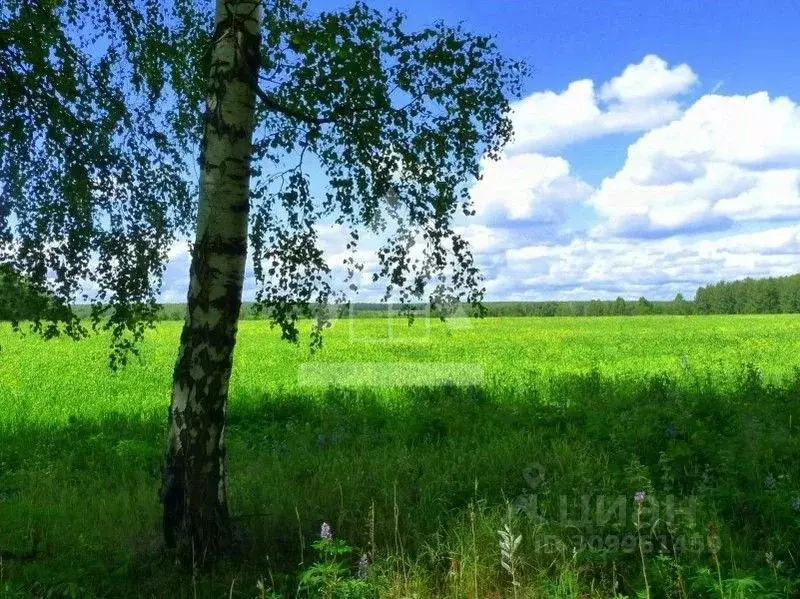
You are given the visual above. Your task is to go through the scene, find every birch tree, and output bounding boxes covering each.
[1,0,526,559]
[161,0,261,556]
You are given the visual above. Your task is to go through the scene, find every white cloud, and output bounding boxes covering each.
[591,92,800,238]
[454,224,515,255]
[621,92,800,169]
[599,55,698,104]
[509,55,697,152]
[470,153,591,224]
[475,224,800,300]
[154,56,800,304]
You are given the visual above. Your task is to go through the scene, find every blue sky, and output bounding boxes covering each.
[160,0,800,302]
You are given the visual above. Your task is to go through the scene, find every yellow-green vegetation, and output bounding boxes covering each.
[1,315,799,597]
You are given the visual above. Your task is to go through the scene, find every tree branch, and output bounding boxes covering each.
[250,74,406,126]
[251,80,323,125]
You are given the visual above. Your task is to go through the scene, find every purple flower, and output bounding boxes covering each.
[357,553,369,579]
[320,522,333,542]
[634,491,647,504]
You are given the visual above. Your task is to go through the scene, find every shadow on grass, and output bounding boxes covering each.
[1,364,799,597]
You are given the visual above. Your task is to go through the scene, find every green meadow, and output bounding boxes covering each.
[1,315,800,597]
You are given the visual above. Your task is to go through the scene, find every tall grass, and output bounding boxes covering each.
[1,316,799,597]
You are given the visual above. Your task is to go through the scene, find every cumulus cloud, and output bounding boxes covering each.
[599,55,698,104]
[475,224,800,300]
[470,153,592,224]
[590,92,800,238]
[154,56,800,304]
[508,55,697,153]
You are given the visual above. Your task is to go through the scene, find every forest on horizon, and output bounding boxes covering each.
[3,265,800,320]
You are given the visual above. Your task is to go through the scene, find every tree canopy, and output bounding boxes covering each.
[1,0,196,362]
[0,264,73,326]
[1,0,526,364]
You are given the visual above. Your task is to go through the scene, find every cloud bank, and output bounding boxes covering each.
[159,54,800,302]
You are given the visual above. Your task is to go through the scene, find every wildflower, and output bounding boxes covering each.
[449,558,460,576]
[764,474,777,490]
[320,522,333,542]
[707,524,721,554]
[634,491,647,504]
[792,498,800,512]
[357,553,369,579]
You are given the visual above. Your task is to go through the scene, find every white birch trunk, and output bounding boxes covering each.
[161,0,260,559]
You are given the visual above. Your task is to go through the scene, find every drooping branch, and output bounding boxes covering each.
[250,73,404,126]
[251,76,322,124]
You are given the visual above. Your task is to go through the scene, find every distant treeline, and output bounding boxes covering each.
[694,273,800,314]
[55,297,690,321]
[4,270,800,321]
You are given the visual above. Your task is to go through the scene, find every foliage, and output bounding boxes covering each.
[245,1,527,343]
[695,273,800,315]
[498,519,522,598]
[295,525,374,598]
[0,265,72,327]
[1,0,526,360]
[0,0,196,364]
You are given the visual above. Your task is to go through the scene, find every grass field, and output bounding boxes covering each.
[1,315,800,597]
